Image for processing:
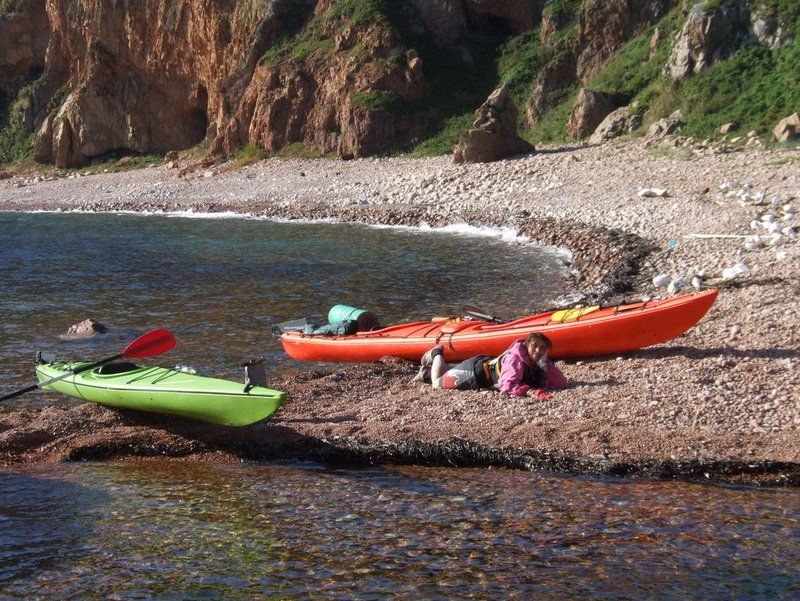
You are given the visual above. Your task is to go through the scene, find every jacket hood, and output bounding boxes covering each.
[506,339,533,367]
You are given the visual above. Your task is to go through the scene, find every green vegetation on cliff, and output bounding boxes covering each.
[0,0,25,18]
[487,0,799,144]
[259,0,798,151]
[0,89,34,165]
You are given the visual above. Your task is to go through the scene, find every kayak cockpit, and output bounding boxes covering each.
[96,362,139,375]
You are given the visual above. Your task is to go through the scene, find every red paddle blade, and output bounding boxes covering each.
[121,328,176,359]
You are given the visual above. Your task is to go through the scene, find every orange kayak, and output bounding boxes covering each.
[280,289,718,363]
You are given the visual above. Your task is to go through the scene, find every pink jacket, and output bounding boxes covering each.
[497,339,568,396]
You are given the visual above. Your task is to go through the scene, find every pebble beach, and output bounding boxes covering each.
[1,138,799,485]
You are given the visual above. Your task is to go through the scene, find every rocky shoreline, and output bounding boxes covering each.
[1,139,799,486]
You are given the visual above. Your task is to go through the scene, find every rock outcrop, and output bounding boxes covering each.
[576,0,671,82]
[0,0,49,97]
[567,88,616,140]
[30,0,432,167]
[453,85,533,164]
[773,113,800,143]
[668,2,753,81]
[60,318,108,340]
[527,0,668,128]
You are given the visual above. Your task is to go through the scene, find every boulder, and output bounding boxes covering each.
[453,85,533,164]
[60,319,109,340]
[588,106,642,144]
[567,88,617,140]
[646,111,684,138]
[773,113,800,143]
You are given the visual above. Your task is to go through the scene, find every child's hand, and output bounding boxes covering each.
[536,350,549,369]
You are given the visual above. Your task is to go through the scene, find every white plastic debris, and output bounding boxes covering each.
[653,273,671,288]
[769,234,785,246]
[722,262,750,279]
[667,278,686,295]
[744,235,762,251]
[638,188,669,198]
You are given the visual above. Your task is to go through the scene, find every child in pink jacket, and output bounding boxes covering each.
[415,332,567,399]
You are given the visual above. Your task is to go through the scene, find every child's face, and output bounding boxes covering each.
[526,340,549,364]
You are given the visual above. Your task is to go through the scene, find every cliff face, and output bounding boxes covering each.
[34,0,272,165]
[0,0,790,167]
[0,0,49,97]
[12,0,636,166]
[223,2,428,160]
[17,0,447,166]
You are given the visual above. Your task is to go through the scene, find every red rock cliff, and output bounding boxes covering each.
[0,0,49,96]
[30,0,434,166]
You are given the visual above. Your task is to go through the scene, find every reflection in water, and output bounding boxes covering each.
[1,462,798,599]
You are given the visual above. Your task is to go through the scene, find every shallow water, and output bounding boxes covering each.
[1,462,799,600]
[0,211,568,410]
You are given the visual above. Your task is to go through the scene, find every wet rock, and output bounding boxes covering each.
[60,318,108,340]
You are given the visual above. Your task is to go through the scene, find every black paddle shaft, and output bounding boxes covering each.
[0,354,121,402]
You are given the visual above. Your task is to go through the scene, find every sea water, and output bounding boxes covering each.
[1,462,798,599]
[1,212,799,599]
[0,211,567,411]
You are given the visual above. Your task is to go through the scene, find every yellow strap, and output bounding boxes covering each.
[550,305,600,323]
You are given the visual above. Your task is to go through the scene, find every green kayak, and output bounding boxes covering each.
[36,361,286,427]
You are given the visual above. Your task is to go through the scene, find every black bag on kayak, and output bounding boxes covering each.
[303,319,359,336]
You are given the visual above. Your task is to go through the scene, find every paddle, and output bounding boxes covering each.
[461,304,505,323]
[0,328,176,402]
